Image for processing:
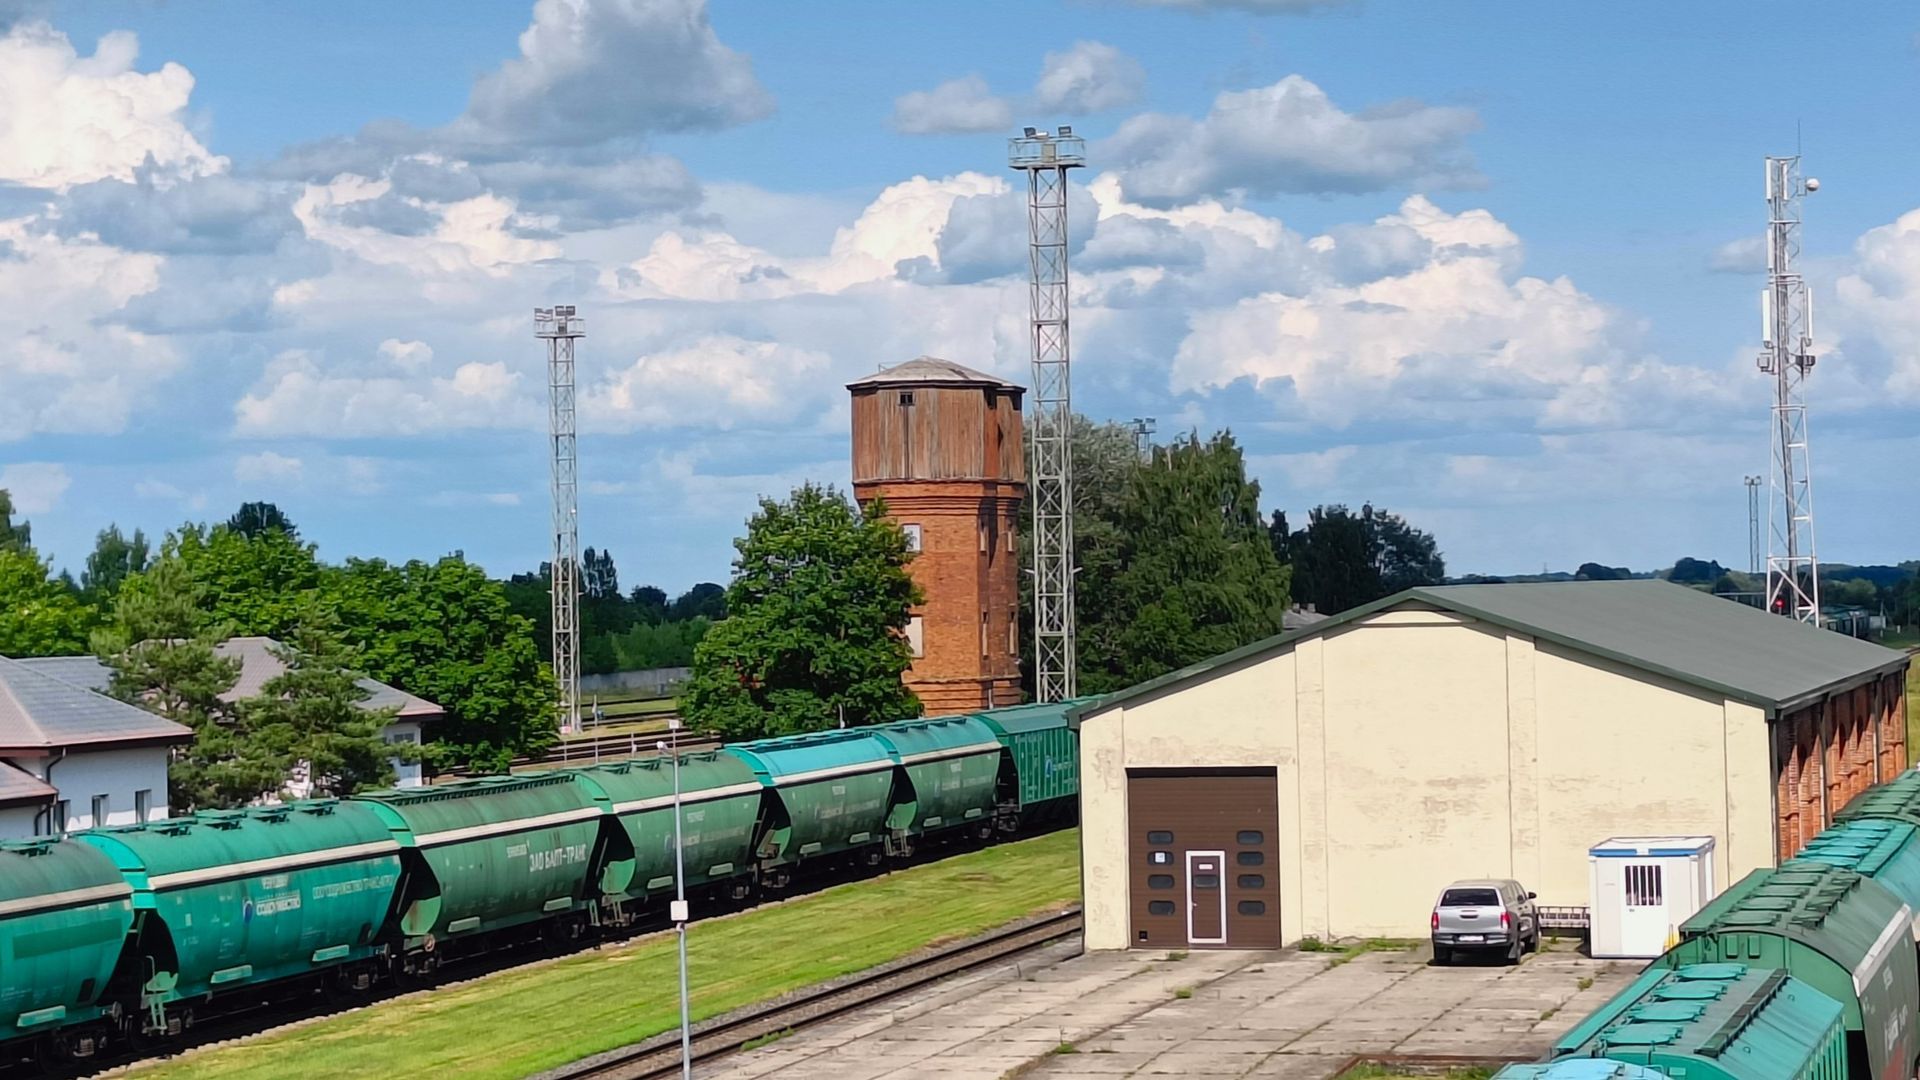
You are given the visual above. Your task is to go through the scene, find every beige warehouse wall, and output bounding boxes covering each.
[1079,603,1782,950]
[1079,651,1297,950]
[1531,644,1770,905]
[1320,615,1515,938]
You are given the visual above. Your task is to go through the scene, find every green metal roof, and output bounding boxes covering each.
[1794,819,1920,921]
[1069,580,1909,724]
[970,699,1090,736]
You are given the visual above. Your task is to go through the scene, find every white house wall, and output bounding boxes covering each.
[1080,609,1778,949]
[13,747,170,835]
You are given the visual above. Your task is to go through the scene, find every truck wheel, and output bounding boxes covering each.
[1433,945,1452,966]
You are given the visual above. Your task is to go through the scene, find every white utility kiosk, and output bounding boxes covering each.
[1588,835,1716,959]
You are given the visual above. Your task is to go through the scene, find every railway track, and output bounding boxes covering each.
[543,907,1084,1080]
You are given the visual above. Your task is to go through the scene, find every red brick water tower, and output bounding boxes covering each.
[849,357,1025,715]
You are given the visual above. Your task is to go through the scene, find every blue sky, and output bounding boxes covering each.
[5,0,1920,593]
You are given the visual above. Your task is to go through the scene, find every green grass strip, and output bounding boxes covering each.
[130,829,1081,1080]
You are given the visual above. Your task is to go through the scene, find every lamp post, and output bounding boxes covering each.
[656,719,692,1079]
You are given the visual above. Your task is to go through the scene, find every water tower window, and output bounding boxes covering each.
[902,523,922,552]
[898,391,915,406]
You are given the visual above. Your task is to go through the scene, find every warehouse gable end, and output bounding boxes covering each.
[1073,580,1914,950]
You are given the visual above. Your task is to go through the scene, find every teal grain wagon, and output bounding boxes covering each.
[74,801,403,1034]
[867,714,1005,841]
[1662,862,1918,1080]
[724,730,900,879]
[974,699,1083,826]
[1795,819,1920,945]
[1551,962,1850,1080]
[0,839,135,1055]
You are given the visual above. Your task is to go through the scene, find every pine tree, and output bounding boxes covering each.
[91,554,267,811]
[242,606,407,798]
[683,483,921,740]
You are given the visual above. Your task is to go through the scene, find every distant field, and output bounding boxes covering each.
[129,829,1082,1080]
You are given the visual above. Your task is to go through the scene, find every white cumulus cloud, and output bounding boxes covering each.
[0,21,222,189]
[234,350,535,437]
[891,75,1013,135]
[1103,74,1480,204]
[583,336,833,431]
[1032,41,1145,114]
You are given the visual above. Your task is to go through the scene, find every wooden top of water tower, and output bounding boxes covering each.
[847,356,1024,394]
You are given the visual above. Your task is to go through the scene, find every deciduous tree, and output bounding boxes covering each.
[1279,503,1446,615]
[80,525,151,602]
[683,484,920,740]
[325,556,555,773]
[225,501,299,540]
[0,548,94,656]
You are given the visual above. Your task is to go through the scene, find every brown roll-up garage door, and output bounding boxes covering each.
[1127,768,1280,949]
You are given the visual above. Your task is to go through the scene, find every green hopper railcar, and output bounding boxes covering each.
[1836,770,1920,830]
[1795,819,1920,945]
[1549,962,1850,1080]
[973,699,1083,826]
[724,730,900,879]
[0,839,136,1057]
[867,715,1004,842]
[568,753,762,907]
[75,801,402,1036]
[1495,1061,1693,1080]
[1662,861,1917,1080]
[355,773,620,964]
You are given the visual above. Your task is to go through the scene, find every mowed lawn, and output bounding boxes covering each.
[130,829,1081,1080]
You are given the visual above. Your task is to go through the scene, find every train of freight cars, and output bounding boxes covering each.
[0,700,1082,1065]
[1495,768,1920,1080]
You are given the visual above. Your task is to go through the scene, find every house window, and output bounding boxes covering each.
[906,616,925,659]
[980,612,989,656]
[91,795,109,828]
[978,519,988,553]
[135,790,151,824]
[897,391,914,407]
[902,523,922,553]
[52,800,69,837]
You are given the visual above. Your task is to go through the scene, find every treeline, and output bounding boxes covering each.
[499,550,724,674]
[0,496,554,776]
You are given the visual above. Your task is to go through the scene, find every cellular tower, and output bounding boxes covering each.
[1757,157,1820,623]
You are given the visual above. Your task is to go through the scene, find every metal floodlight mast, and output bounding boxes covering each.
[1743,475,1762,577]
[1756,157,1821,624]
[1010,126,1085,703]
[535,305,584,733]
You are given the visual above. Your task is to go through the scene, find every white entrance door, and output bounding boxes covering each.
[1186,850,1226,945]
[1620,863,1669,955]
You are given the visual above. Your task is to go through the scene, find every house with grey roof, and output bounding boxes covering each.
[18,636,444,794]
[0,656,192,838]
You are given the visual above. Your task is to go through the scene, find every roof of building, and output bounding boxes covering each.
[846,356,1024,393]
[1282,606,1328,632]
[16,638,441,720]
[0,657,194,751]
[0,761,55,808]
[1071,580,1911,725]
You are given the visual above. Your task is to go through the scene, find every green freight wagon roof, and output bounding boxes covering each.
[0,838,129,912]
[1795,819,1920,921]
[1682,863,1910,972]
[972,699,1093,736]
[568,753,760,809]
[724,729,895,783]
[76,800,397,882]
[1836,770,1920,827]
[1070,580,1909,724]
[353,772,605,844]
[1496,1064,1668,1080]
[869,715,1001,761]
[1555,963,1845,1077]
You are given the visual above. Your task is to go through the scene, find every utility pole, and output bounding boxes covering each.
[656,719,692,1080]
[1010,125,1084,703]
[535,305,583,733]
[1757,157,1821,623]
[1130,417,1157,464]
[1744,475,1762,576]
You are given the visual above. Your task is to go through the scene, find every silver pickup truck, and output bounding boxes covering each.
[1430,879,1538,964]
